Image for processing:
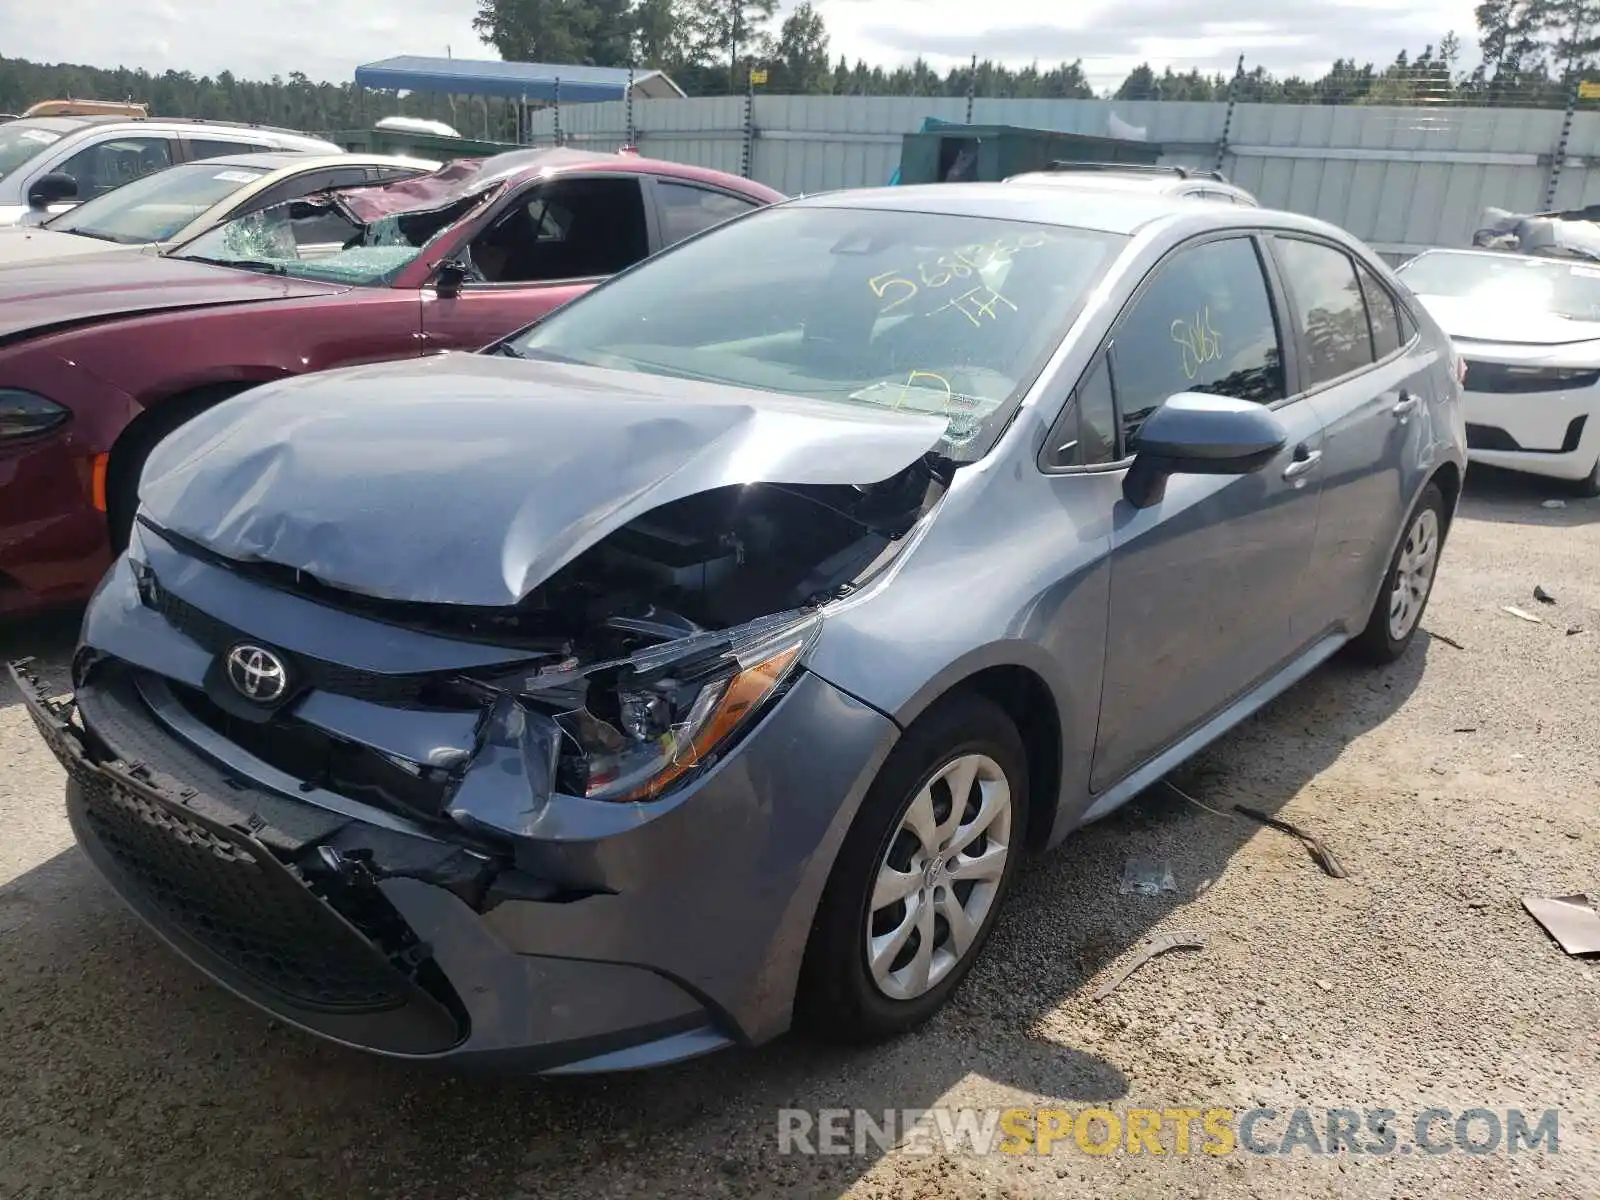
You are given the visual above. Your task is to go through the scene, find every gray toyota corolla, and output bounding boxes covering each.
[13,184,1466,1072]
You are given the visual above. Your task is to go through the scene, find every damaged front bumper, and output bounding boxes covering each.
[11,545,900,1070]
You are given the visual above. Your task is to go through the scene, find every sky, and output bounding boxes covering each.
[1,0,1484,93]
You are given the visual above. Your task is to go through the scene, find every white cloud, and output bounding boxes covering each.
[0,0,1484,92]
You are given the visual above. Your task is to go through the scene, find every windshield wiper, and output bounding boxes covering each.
[179,254,289,276]
[61,228,125,243]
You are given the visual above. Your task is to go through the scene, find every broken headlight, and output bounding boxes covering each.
[484,609,820,803]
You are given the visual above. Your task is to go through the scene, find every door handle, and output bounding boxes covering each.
[1392,392,1420,418]
[1282,449,1323,479]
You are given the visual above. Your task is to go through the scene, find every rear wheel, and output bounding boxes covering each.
[796,692,1028,1042]
[1347,481,1446,664]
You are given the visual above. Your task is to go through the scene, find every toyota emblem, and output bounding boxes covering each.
[225,644,289,703]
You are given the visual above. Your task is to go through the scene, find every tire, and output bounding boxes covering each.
[1347,481,1447,665]
[795,692,1029,1043]
[105,388,242,552]
[1573,458,1600,499]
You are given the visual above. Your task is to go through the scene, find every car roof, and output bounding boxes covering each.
[792,182,1352,244]
[6,115,109,132]
[184,151,438,172]
[1006,171,1227,194]
[794,183,1208,235]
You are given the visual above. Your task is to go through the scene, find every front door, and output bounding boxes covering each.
[1091,233,1327,792]
[420,174,654,353]
[1268,235,1436,638]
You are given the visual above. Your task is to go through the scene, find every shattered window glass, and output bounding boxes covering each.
[509,206,1125,460]
[172,192,480,286]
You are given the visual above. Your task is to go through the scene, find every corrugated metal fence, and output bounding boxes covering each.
[525,95,1600,259]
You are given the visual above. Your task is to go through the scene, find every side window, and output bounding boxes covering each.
[1274,237,1377,387]
[1357,264,1402,359]
[1107,236,1286,443]
[234,169,350,218]
[185,138,268,160]
[367,166,422,184]
[467,176,649,284]
[655,181,759,248]
[1044,355,1120,468]
[54,136,173,199]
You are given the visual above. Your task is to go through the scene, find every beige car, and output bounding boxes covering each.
[0,151,439,267]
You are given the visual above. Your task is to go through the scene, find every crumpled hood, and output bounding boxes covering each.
[139,354,950,607]
[0,252,346,344]
[1413,292,1600,348]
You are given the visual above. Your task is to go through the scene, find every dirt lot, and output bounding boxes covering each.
[1,467,1596,1200]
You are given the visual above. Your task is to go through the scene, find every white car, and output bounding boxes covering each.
[0,152,439,267]
[1397,248,1600,495]
[1006,163,1258,206]
[0,117,342,226]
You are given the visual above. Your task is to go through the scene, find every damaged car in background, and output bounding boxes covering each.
[12,184,1466,1071]
[0,147,781,618]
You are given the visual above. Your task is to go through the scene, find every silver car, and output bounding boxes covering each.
[13,185,1465,1071]
[0,117,341,225]
[0,152,438,267]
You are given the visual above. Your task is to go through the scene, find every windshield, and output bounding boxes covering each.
[1398,251,1600,322]
[45,161,269,243]
[170,191,477,285]
[0,121,67,180]
[507,205,1124,459]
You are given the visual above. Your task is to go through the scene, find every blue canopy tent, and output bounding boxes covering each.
[353,56,684,145]
[353,56,683,103]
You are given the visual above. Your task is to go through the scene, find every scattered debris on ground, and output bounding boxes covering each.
[1533,584,1557,605]
[1093,931,1207,1001]
[1119,857,1177,896]
[1502,604,1544,623]
[1430,630,1467,650]
[1541,498,1568,509]
[1523,895,1600,956]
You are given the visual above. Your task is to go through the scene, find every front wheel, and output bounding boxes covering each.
[1347,481,1446,664]
[796,692,1028,1042]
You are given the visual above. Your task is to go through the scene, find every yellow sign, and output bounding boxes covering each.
[749,68,768,86]
[1579,80,1600,99]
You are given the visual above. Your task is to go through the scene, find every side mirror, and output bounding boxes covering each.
[1122,392,1288,508]
[435,258,471,298]
[27,172,78,209]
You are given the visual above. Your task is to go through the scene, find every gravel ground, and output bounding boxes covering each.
[1,466,1597,1200]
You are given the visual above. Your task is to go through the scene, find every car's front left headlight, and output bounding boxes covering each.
[0,389,70,441]
[476,609,821,803]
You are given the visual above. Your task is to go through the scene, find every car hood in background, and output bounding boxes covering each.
[0,225,154,268]
[1412,292,1600,349]
[0,253,349,344]
[138,354,950,608]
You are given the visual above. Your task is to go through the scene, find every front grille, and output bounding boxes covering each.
[145,571,463,708]
[70,764,411,1013]
[169,682,451,821]
[1462,361,1600,394]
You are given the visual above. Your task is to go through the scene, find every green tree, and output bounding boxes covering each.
[769,2,830,93]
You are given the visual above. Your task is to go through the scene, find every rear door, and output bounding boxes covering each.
[1090,232,1328,792]
[646,176,765,250]
[1268,235,1434,638]
[419,173,653,353]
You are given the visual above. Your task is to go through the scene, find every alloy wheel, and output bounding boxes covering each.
[866,753,1013,1001]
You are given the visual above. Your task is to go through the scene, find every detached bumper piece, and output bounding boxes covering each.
[10,658,461,1056]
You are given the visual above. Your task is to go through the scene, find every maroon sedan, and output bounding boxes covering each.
[0,148,783,617]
